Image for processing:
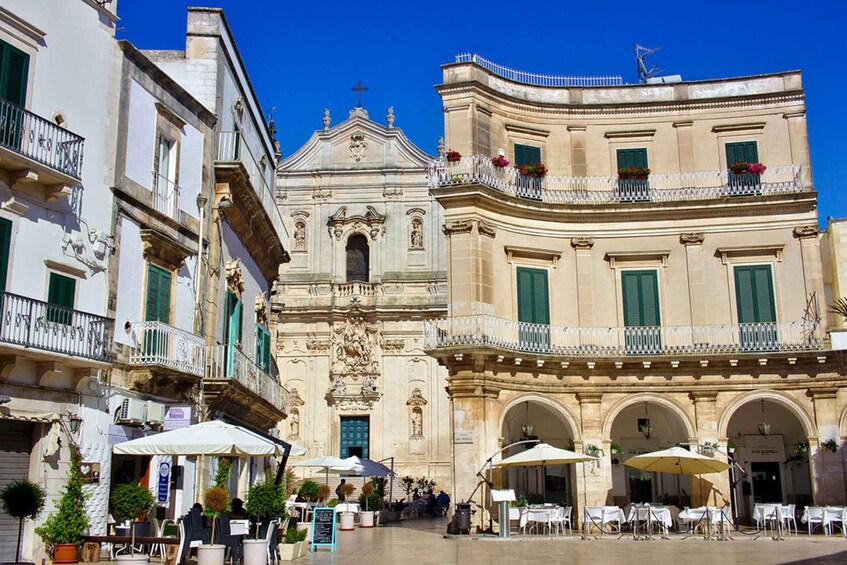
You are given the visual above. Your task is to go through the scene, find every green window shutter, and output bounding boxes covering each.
[516,267,549,324]
[47,273,75,324]
[515,144,541,166]
[726,141,759,165]
[0,39,29,106]
[223,290,243,346]
[616,148,648,169]
[734,265,775,324]
[255,324,272,372]
[622,270,660,327]
[0,217,11,290]
[145,264,172,323]
[263,329,272,371]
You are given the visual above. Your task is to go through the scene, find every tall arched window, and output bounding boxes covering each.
[346,234,369,282]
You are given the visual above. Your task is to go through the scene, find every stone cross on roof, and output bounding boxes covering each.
[351,80,368,108]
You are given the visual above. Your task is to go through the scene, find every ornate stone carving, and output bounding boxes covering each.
[436,136,445,157]
[410,219,423,248]
[327,205,386,242]
[289,387,305,407]
[349,131,368,162]
[407,388,427,439]
[322,108,331,131]
[442,220,474,236]
[680,232,705,245]
[570,237,595,249]
[386,106,395,128]
[793,225,820,239]
[233,96,244,115]
[225,258,245,296]
[381,338,405,353]
[336,398,379,411]
[288,408,300,439]
[293,221,306,251]
[331,317,379,376]
[306,338,331,352]
[139,229,192,270]
[477,220,496,238]
[406,387,428,408]
[255,292,268,325]
[313,188,332,200]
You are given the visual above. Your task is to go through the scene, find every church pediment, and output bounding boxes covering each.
[278,108,433,173]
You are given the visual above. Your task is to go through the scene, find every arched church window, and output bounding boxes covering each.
[346,234,369,282]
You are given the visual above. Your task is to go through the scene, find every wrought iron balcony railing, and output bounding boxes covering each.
[454,53,624,87]
[127,321,205,377]
[424,314,823,357]
[152,172,180,220]
[206,343,289,414]
[427,155,806,205]
[216,131,288,246]
[0,97,84,180]
[0,291,112,362]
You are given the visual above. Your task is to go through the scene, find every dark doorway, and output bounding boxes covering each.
[751,462,782,503]
[628,468,653,503]
[345,234,369,282]
[340,416,369,459]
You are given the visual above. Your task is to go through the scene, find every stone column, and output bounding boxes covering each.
[578,393,610,525]
[681,233,706,327]
[443,220,494,316]
[794,225,828,329]
[784,112,813,188]
[673,122,695,172]
[568,126,587,177]
[690,391,730,508]
[809,388,844,505]
[571,238,595,327]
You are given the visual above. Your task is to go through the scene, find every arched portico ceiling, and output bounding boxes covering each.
[499,393,581,442]
[717,389,815,440]
[602,393,696,442]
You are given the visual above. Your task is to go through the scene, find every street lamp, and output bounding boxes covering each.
[757,399,771,437]
[68,413,83,434]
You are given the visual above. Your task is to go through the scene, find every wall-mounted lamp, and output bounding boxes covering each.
[68,413,83,434]
[217,195,232,210]
[757,399,771,437]
[196,194,208,209]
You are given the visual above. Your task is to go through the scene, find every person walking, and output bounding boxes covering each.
[336,479,348,501]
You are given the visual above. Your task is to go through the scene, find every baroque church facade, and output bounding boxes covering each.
[273,106,452,486]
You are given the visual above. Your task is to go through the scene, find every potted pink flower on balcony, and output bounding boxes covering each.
[518,162,547,178]
[729,161,767,175]
[491,155,510,168]
[445,150,461,163]
[618,166,651,180]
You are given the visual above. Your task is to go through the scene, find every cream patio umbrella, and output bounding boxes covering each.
[292,455,360,485]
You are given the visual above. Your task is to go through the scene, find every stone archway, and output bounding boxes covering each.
[718,390,814,440]
[498,395,579,506]
[605,395,695,507]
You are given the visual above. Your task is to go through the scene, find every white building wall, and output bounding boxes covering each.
[219,221,268,349]
[113,217,144,346]
[174,257,196,332]
[178,125,204,216]
[125,79,157,188]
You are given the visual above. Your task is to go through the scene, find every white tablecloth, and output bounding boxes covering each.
[336,502,360,514]
[801,506,845,528]
[229,519,249,536]
[678,507,730,526]
[626,506,674,529]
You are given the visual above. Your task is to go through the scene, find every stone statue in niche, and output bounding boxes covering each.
[294,221,306,250]
[411,408,423,437]
[410,219,423,248]
[289,409,300,438]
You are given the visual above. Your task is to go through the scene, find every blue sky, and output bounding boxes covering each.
[117,1,847,224]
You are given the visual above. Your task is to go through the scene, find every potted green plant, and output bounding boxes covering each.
[821,439,840,453]
[829,297,847,349]
[278,526,307,561]
[337,483,356,531]
[518,162,547,178]
[1,479,45,564]
[617,166,651,180]
[298,480,319,503]
[35,448,89,564]
[316,484,331,504]
[109,483,155,565]
[243,479,278,565]
[197,486,228,565]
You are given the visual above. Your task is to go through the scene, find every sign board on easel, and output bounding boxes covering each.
[311,507,337,552]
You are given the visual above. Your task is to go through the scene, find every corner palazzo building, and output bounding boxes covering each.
[425,54,846,526]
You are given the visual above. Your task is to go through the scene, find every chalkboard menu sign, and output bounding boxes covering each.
[311,507,337,552]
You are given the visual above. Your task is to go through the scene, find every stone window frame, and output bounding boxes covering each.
[152,103,184,195]
[605,130,655,177]
[712,123,766,170]
[607,254,669,330]
[718,246,784,326]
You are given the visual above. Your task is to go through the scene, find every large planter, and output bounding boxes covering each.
[831,329,847,350]
[196,544,226,565]
[115,555,150,565]
[278,544,298,561]
[242,539,268,565]
[297,541,308,558]
[295,522,311,541]
[52,544,80,564]
[339,512,355,531]
[360,511,375,528]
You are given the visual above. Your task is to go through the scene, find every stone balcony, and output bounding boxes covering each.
[124,321,205,393]
[427,155,806,205]
[0,98,84,201]
[276,279,448,314]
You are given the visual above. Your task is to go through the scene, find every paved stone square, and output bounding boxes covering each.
[302,519,847,564]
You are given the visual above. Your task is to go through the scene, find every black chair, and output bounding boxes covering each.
[214,514,242,565]
[187,508,211,544]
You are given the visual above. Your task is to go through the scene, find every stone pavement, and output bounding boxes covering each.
[303,518,847,565]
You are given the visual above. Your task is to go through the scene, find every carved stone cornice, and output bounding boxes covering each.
[442,220,474,236]
[807,387,838,400]
[793,225,820,239]
[406,387,428,407]
[327,205,386,240]
[689,390,718,403]
[140,228,193,270]
[477,220,496,238]
[570,237,595,249]
[306,339,331,352]
[381,338,405,353]
[680,232,705,246]
[576,392,603,404]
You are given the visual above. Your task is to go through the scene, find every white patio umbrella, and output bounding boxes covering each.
[328,456,394,477]
[623,446,730,475]
[112,419,306,457]
[293,455,360,484]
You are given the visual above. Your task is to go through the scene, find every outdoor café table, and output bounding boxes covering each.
[801,506,846,534]
[336,502,360,515]
[229,519,250,536]
[82,536,180,565]
[678,507,730,538]
[524,506,557,535]
[626,505,673,535]
[602,506,625,533]
[753,503,781,534]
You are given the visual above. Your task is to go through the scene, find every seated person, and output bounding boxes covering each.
[412,488,421,501]
[228,497,247,519]
[425,491,437,517]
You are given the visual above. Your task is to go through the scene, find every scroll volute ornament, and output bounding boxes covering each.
[225,258,245,296]
[255,291,268,325]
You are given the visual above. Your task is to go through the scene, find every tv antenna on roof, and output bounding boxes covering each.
[635,44,663,83]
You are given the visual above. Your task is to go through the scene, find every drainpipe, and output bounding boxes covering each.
[194,194,208,335]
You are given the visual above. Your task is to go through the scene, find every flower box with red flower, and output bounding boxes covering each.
[518,162,548,178]
[618,166,651,180]
[491,155,510,168]
[445,150,461,162]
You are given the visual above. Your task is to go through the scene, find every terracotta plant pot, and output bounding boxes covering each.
[196,544,226,565]
[52,544,80,564]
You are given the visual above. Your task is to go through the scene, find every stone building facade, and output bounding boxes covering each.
[273,106,452,487]
[425,55,847,528]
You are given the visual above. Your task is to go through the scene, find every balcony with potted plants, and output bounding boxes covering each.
[427,154,805,206]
